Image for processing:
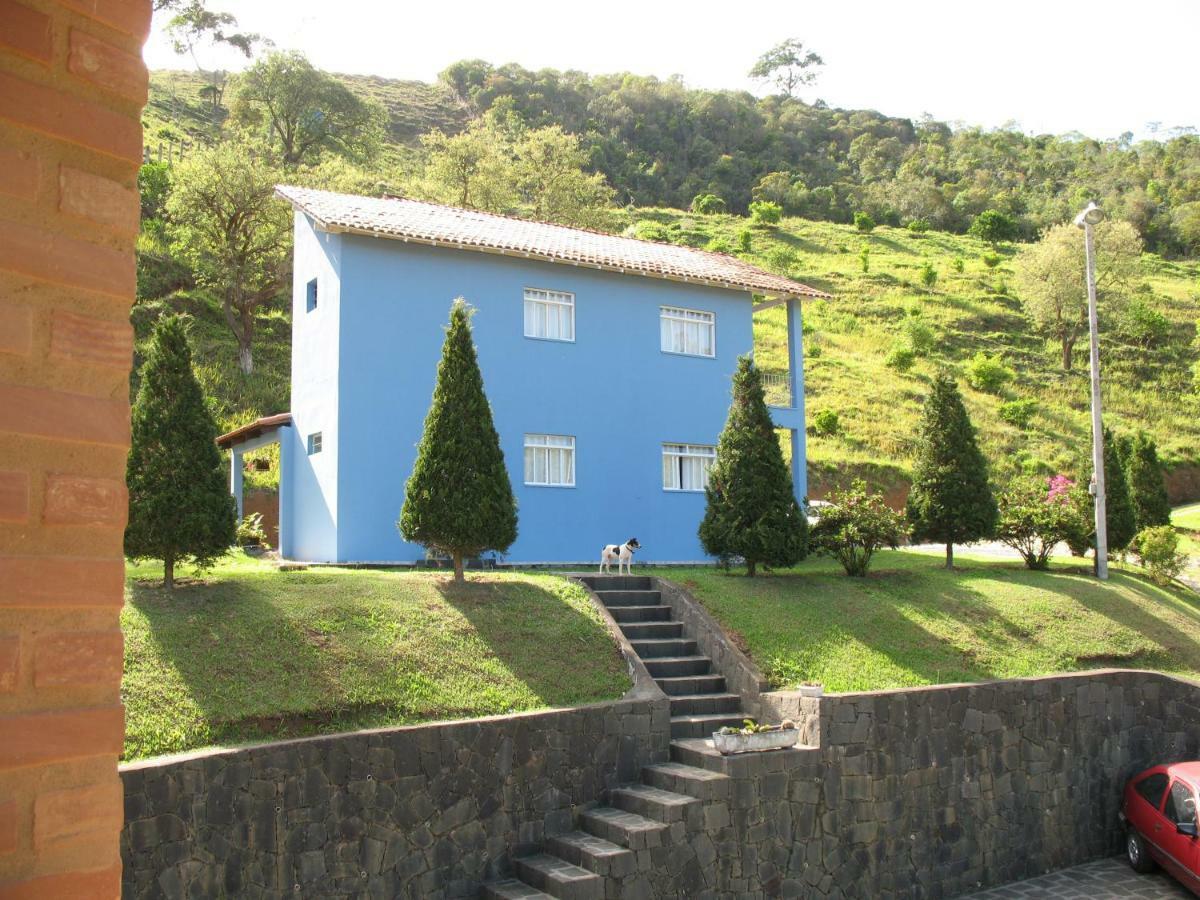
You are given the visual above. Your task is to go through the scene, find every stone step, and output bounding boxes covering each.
[593,589,662,606]
[630,638,697,659]
[668,693,742,716]
[482,879,556,900]
[578,575,653,591]
[513,854,604,900]
[669,737,819,775]
[641,761,731,802]
[654,674,726,696]
[670,738,730,773]
[642,656,712,678]
[618,620,683,640]
[670,712,747,740]
[608,604,672,623]
[579,806,670,851]
[610,783,701,824]
[547,830,636,880]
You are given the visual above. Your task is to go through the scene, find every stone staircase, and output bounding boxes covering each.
[481,576,754,899]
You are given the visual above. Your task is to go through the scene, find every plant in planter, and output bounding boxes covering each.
[235,512,270,550]
[797,682,824,697]
[713,718,799,755]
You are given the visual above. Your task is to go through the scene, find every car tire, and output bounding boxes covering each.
[1126,829,1157,873]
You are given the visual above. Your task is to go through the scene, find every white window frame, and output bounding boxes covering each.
[662,443,716,492]
[307,432,322,455]
[660,306,716,358]
[524,433,576,487]
[524,288,575,342]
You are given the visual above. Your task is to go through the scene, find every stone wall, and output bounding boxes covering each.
[120,692,669,898]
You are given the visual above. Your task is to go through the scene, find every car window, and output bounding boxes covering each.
[1164,780,1198,827]
[1135,773,1170,809]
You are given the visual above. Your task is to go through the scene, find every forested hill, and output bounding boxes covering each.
[144,65,1200,255]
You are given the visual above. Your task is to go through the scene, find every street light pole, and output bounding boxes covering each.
[1074,201,1107,580]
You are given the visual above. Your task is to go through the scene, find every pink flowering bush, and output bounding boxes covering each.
[996,474,1091,570]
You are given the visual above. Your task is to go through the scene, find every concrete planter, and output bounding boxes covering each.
[797,684,824,698]
[712,726,799,755]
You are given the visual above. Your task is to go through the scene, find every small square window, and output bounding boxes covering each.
[306,278,318,312]
[524,288,574,341]
[307,432,322,455]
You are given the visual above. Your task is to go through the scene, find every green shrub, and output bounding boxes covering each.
[998,398,1038,428]
[918,260,938,290]
[952,257,965,273]
[737,228,753,252]
[705,236,733,253]
[631,220,671,242]
[900,317,936,355]
[810,408,841,437]
[982,251,1002,269]
[968,209,1019,244]
[853,211,876,233]
[691,193,727,215]
[1130,525,1185,585]
[236,512,270,548]
[138,161,172,221]
[810,480,908,576]
[859,245,870,273]
[766,246,796,272]
[907,218,930,234]
[885,345,916,372]
[749,201,782,226]
[996,475,1090,570]
[966,352,1013,394]
[1118,297,1172,348]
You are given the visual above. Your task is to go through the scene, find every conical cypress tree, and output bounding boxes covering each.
[1124,433,1171,531]
[1102,426,1137,552]
[399,299,517,582]
[906,370,998,568]
[125,316,236,589]
[699,355,807,576]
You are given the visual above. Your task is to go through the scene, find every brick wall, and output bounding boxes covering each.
[0,0,148,895]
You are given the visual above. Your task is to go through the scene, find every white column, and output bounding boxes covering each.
[230,449,244,520]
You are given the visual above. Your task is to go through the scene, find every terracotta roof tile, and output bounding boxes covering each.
[275,186,829,299]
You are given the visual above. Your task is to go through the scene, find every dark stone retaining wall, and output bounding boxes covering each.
[119,695,670,898]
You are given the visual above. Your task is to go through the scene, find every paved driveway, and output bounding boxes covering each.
[966,856,1192,898]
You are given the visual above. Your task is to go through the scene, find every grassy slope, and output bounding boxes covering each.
[122,553,630,760]
[673,552,1200,693]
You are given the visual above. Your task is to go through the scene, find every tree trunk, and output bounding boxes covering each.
[238,342,253,375]
[1062,338,1074,372]
[452,552,464,583]
[746,559,757,578]
[945,543,954,570]
[164,554,175,591]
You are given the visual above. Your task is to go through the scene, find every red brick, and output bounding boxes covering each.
[58,165,139,233]
[0,706,123,769]
[0,557,124,609]
[0,635,19,693]
[60,0,151,39]
[0,219,134,298]
[0,305,33,356]
[67,27,147,103]
[34,630,121,688]
[0,800,16,855]
[33,781,122,848]
[0,862,121,898]
[42,474,126,526]
[50,309,133,369]
[0,472,30,522]
[0,71,142,163]
[0,384,129,447]
[0,0,52,63]
[0,148,40,203]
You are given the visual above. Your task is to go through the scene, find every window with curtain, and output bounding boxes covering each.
[660,306,715,357]
[524,434,575,486]
[662,443,716,491]
[524,288,575,341]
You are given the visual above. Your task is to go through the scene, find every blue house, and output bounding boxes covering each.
[217,187,826,564]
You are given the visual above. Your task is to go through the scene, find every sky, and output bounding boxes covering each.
[143,0,1199,141]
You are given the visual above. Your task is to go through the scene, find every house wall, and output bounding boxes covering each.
[284,216,343,561]
[0,0,150,894]
[325,231,766,563]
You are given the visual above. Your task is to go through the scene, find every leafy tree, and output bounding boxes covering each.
[125,316,236,589]
[233,51,385,166]
[906,371,997,567]
[1172,201,1200,254]
[749,200,782,226]
[511,124,615,227]
[699,356,807,576]
[691,193,727,215]
[419,119,516,211]
[399,300,517,582]
[811,480,907,576]
[165,139,290,374]
[1013,220,1142,371]
[1123,433,1171,531]
[749,39,824,99]
[996,475,1090,570]
[968,209,1019,244]
[138,162,172,221]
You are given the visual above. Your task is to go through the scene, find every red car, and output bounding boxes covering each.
[1120,762,1200,895]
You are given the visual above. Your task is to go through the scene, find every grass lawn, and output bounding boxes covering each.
[673,551,1200,693]
[121,553,630,760]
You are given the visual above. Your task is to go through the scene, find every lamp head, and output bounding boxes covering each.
[1074,201,1104,228]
